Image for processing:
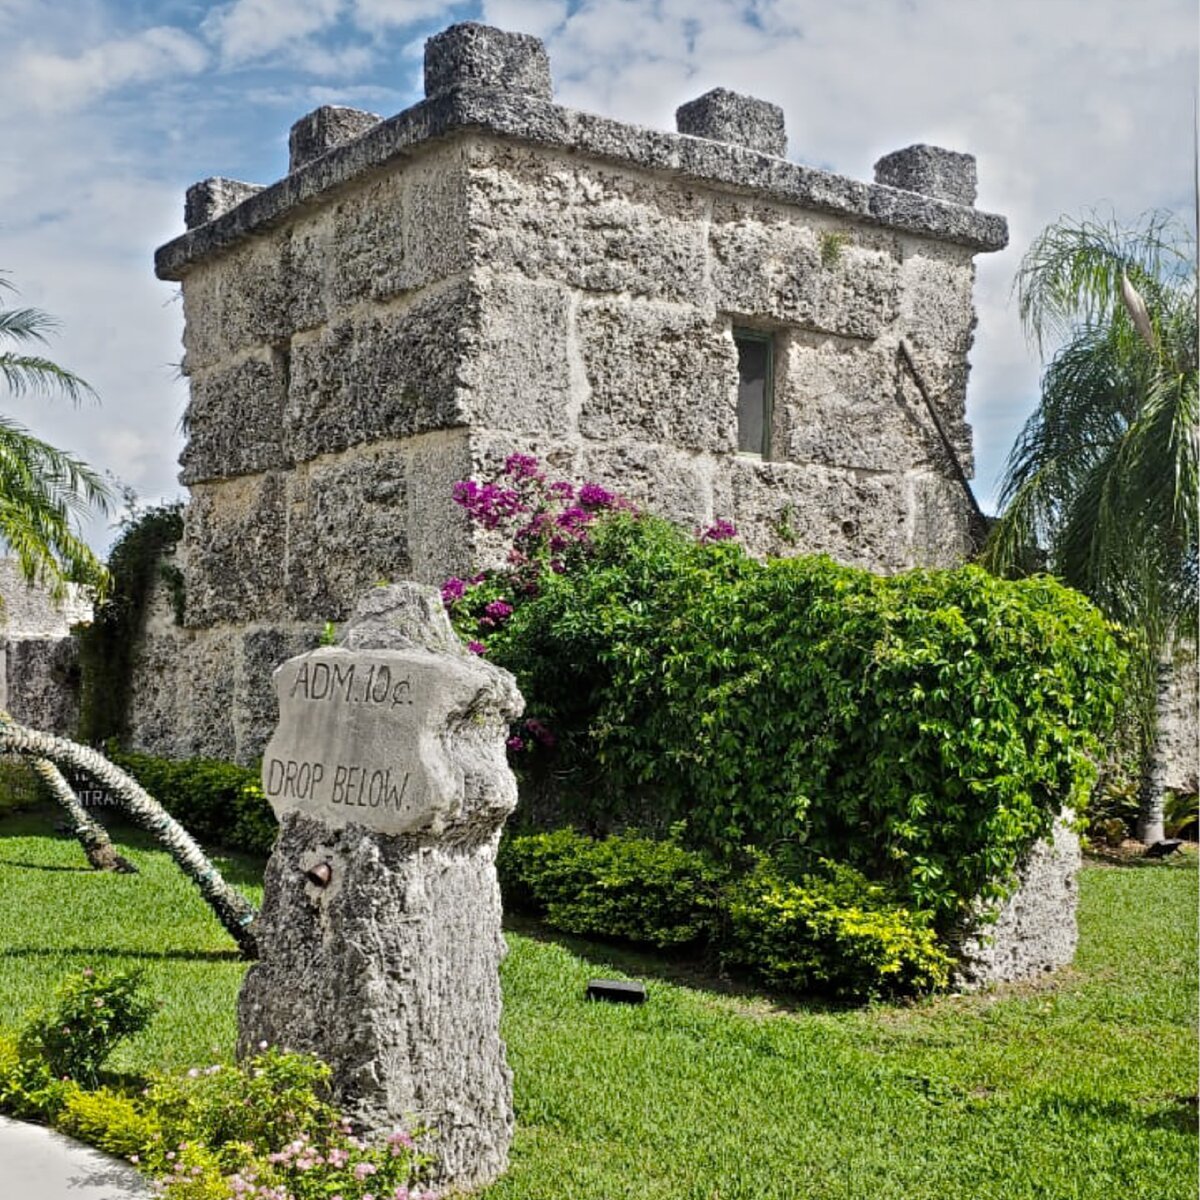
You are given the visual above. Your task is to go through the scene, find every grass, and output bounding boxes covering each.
[0,805,1195,1199]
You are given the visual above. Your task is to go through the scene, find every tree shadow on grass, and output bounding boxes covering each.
[502,913,855,1017]
[1,945,246,964]
[1033,1093,1199,1136]
[0,857,92,872]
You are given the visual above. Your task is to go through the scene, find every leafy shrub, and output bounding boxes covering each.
[724,859,953,999]
[1,1020,439,1200]
[58,1086,162,1158]
[453,486,1126,921]
[499,828,951,998]
[108,748,276,855]
[0,1034,69,1119]
[499,828,728,948]
[17,967,156,1086]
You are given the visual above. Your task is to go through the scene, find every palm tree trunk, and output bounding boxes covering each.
[1135,657,1170,846]
[0,717,258,956]
[29,755,137,873]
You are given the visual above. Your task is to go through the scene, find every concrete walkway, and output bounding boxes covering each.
[0,1115,149,1198]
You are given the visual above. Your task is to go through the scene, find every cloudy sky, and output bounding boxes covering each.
[1,0,1194,553]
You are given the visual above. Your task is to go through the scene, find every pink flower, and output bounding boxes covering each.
[82,968,94,977]
[355,1162,378,1180]
[700,519,738,543]
[467,641,487,656]
[506,736,524,752]
[440,577,467,604]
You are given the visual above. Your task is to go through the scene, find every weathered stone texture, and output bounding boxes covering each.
[285,291,469,463]
[180,350,289,483]
[185,177,264,230]
[0,560,92,737]
[779,337,931,474]
[954,819,1081,988]
[239,584,522,1190]
[709,201,900,338]
[182,474,287,628]
[719,457,913,571]
[875,144,977,207]
[4,638,81,734]
[576,300,737,452]
[467,143,709,305]
[328,148,471,308]
[289,106,380,173]
[285,444,412,621]
[459,276,574,436]
[425,21,552,101]
[676,88,787,158]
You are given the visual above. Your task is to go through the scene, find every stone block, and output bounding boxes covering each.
[328,147,471,308]
[720,457,912,571]
[285,445,412,621]
[953,818,1080,987]
[127,625,239,761]
[577,442,717,533]
[180,227,327,368]
[467,143,709,304]
[907,471,974,567]
[289,106,380,174]
[576,300,737,452]
[675,88,787,158]
[874,144,977,206]
[185,177,264,229]
[181,474,288,627]
[239,585,522,1190]
[897,238,978,354]
[180,350,289,484]
[709,201,900,339]
[425,22,552,101]
[780,337,928,474]
[285,288,472,463]
[4,638,80,736]
[460,276,573,436]
[406,430,477,585]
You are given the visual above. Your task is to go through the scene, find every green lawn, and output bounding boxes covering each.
[0,807,1195,1199]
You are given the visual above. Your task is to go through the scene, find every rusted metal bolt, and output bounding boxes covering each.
[305,862,332,887]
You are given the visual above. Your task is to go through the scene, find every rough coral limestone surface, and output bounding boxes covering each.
[238,583,523,1192]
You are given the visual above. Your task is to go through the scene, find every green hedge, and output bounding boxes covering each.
[108,748,275,856]
[474,513,1128,920]
[499,828,951,999]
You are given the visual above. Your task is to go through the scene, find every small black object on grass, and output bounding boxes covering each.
[1144,839,1184,859]
[586,979,647,1005]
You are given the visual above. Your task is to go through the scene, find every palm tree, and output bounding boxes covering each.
[0,273,111,598]
[982,210,1198,844]
[0,714,259,956]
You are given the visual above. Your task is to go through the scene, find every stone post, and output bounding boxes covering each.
[675,87,788,157]
[237,583,523,1191]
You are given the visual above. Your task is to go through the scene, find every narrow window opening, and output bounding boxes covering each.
[734,330,774,457]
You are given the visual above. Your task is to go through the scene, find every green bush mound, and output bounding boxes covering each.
[478,512,1127,921]
[0,968,437,1199]
[108,747,275,855]
[499,828,727,949]
[500,828,951,999]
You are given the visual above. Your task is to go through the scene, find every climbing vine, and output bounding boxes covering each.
[76,503,185,745]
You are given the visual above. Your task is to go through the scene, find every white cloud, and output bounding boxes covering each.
[12,26,209,112]
[203,0,347,65]
[352,0,453,30]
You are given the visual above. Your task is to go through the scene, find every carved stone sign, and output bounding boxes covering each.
[262,648,488,835]
[239,583,523,1193]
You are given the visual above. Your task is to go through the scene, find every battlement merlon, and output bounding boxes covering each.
[155,22,1006,281]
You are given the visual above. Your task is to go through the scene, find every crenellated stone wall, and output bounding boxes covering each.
[135,20,1007,765]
